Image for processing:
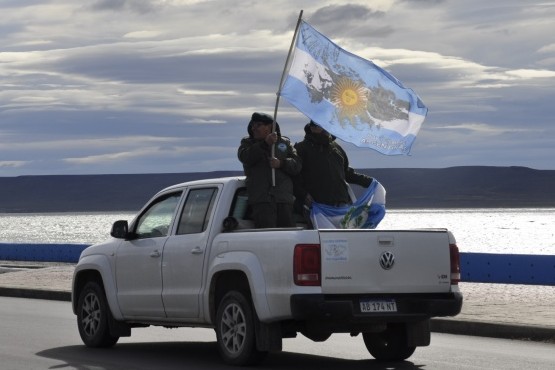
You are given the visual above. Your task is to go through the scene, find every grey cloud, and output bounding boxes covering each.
[1,0,554,176]
[0,0,43,8]
[41,48,285,88]
[310,4,385,24]
[398,0,447,6]
[307,4,391,38]
[0,23,25,38]
[88,0,159,14]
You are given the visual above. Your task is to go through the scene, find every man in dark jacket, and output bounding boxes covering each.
[238,112,302,228]
[294,120,372,210]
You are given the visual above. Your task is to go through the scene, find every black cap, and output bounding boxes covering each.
[309,120,318,126]
[251,112,274,124]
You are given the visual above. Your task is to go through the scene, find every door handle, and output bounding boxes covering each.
[150,250,161,258]
[191,246,204,255]
[378,236,394,247]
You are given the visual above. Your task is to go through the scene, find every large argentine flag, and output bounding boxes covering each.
[310,180,386,229]
[281,21,428,155]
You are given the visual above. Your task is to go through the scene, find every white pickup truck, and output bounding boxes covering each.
[72,176,462,365]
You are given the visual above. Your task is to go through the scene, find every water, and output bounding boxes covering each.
[0,212,136,246]
[0,209,554,255]
[377,208,555,255]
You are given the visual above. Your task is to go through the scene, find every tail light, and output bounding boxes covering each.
[294,244,321,286]
[449,243,461,285]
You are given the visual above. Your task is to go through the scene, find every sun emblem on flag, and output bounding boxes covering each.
[331,77,368,126]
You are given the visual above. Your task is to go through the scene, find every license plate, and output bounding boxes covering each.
[360,299,397,313]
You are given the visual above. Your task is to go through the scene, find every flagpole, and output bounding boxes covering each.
[271,9,303,186]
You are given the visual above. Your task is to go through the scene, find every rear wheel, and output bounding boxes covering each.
[363,324,416,361]
[77,281,119,348]
[215,290,267,365]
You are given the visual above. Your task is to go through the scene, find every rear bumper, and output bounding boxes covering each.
[290,292,463,323]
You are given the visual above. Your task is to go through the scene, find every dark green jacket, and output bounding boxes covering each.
[237,123,301,205]
[294,124,372,206]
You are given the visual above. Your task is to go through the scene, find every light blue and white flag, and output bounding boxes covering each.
[310,180,386,229]
[280,21,428,155]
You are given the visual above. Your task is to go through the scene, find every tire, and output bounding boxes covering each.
[77,281,119,348]
[362,324,416,361]
[301,331,332,342]
[215,291,268,366]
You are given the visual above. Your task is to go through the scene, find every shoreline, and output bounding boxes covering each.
[2,206,555,215]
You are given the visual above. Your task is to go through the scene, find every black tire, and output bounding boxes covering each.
[77,281,119,348]
[215,291,268,366]
[363,324,416,361]
[301,331,332,342]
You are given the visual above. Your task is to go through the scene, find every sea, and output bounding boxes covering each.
[0,208,554,255]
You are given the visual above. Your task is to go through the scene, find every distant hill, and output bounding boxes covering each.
[1,166,554,213]
[359,166,555,208]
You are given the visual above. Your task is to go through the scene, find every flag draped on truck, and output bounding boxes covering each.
[310,179,386,229]
[280,20,428,155]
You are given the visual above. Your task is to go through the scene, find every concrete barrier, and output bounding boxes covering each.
[1,243,554,286]
[0,243,89,263]
[460,252,555,286]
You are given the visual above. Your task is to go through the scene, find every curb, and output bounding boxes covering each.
[430,318,555,343]
[0,287,71,302]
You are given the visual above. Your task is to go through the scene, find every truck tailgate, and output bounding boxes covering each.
[319,229,452,294]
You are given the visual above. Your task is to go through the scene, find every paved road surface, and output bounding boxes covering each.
[1,297,554,370]
[1,261,554,342]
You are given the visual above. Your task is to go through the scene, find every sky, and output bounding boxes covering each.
[1,0,555,177]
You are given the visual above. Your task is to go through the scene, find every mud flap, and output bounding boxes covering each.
[108,315,131,337]
[406,319,430,347]
[255,320,282,352]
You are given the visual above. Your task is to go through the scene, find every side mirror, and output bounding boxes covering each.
[110,220,129,239]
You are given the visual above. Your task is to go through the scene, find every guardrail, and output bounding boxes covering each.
[460,252,555,285]
[1,243,554,285]
[0,243,88,263]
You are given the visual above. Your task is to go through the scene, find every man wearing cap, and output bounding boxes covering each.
[237,112,302,228]
[294,120,372,210]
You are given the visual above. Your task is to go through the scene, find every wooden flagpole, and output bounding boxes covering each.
[270,9,303,186]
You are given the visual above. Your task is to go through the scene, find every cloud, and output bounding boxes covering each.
[1,0,554,176]
[437,123,532,134]
[0,160,27,168]
[177,88,238,96]
[505,69,555,78]
[308,4,392,39]
[123,30,164,39]
[183,118,227,124]
[88,0,159,14]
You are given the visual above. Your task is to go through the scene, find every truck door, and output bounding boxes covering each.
[161,186,219,318]
[115,191,182,318]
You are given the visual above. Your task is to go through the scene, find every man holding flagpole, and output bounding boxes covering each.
[238,112,301,228]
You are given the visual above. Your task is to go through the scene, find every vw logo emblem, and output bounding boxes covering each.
[379,251,395,270]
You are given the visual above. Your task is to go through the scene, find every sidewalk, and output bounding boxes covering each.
[1,260,554,343]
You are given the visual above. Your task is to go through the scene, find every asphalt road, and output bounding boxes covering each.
[1,297,554,370]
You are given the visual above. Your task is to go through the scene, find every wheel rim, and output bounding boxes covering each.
[81,292,101,337]
[220,302,247,355]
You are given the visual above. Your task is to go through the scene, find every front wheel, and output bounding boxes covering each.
[363,324,416,361]
[76,281,119,348]
[215,291,267,366]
